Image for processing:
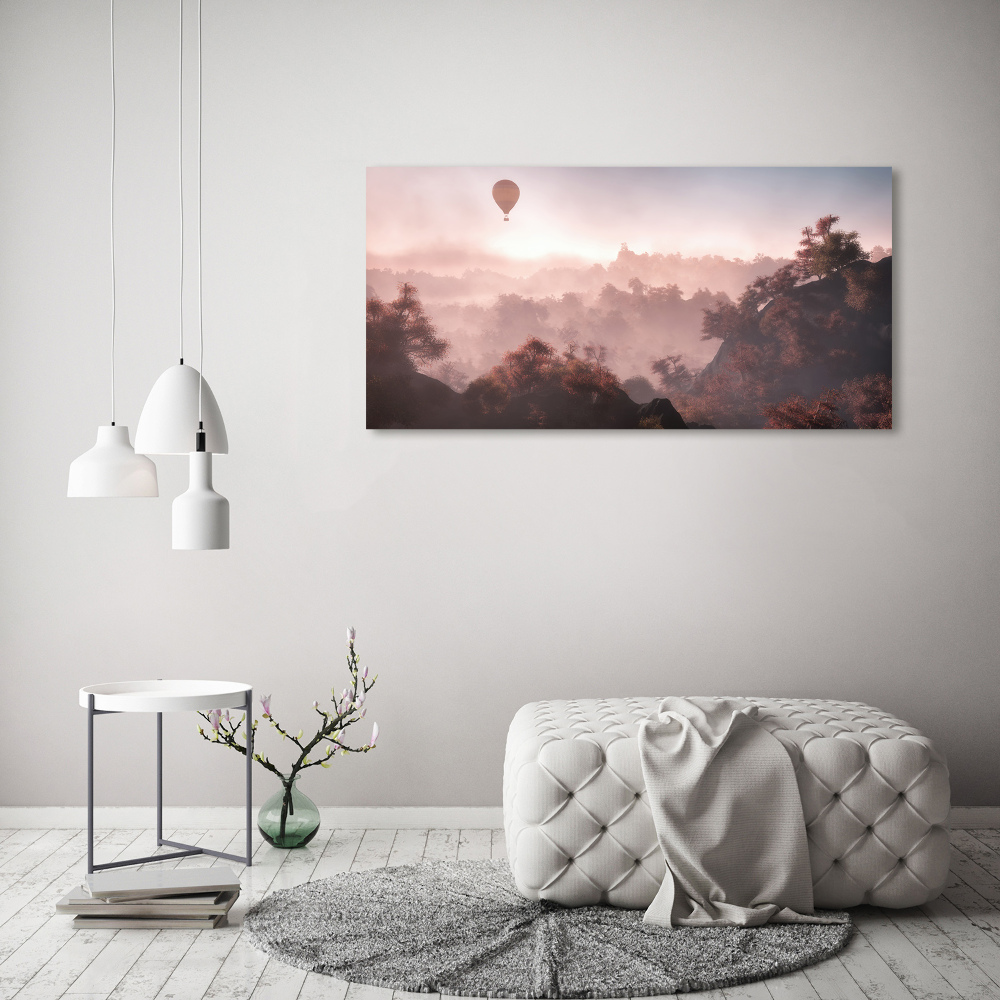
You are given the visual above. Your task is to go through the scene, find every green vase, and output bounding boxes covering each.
[257,777,320,848]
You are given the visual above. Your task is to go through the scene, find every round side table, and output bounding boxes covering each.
[80,680,253,873]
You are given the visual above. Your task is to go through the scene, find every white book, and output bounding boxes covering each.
[73,913,227,929]
[85,865,241,901]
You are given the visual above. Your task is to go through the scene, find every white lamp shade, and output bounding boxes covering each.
[68,425,159,497]
[172,451,229,549]
[134,363,228,455]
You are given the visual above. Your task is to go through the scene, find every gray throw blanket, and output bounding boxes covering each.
[638,696,847,928]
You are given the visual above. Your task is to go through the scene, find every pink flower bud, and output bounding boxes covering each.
[347,626,356,643]
[260,694,272,717]
[371,722,380,746]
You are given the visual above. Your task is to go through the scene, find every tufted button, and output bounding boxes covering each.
[566,791,573,799]
[832,792,840,799]
[866,825,873,832]
[634,858,641,866]
[600,825,607,832]
[635,792,641,799]
[898,857,906,865]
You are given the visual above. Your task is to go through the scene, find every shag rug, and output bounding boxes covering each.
[244,860,852,997]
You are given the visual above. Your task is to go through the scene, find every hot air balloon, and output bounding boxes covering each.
[492,179,519,221]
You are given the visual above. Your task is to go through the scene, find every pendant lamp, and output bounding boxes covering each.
[172,435,229,549]
[135,0,229,548]
[68,0,158,499]
[68,426,158,498]
[134,363,227,454]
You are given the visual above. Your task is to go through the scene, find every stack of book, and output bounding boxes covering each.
[57,866,241,929]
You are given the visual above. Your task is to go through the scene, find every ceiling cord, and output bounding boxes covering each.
[110,0,117,425]
[178,0,184,365]
[197,0,204,427]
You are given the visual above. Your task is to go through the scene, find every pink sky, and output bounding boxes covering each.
[367,167,892,272]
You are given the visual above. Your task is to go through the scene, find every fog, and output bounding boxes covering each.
[366,245,793,385]
[366,167,893,390]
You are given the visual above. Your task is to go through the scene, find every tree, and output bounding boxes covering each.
[699,266,786,342]
[675,343,768,429]
[841,373,891,428]
[700,299,746,342]
[560,354,620,401]
[794,215,870,279]
[500,337,556,394]
[366,283,450,427]
[366,283,449,371]
[464,372,511,415]
[465,336,623,424]
[465,337,557,415]
[750,262,797,299]
[651,354,695,394]
[844,264,882,313]
[763,390,845,428]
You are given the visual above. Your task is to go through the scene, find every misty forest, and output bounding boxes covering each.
[366,215,892,430]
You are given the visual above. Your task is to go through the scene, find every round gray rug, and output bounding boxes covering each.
[245,860,852,997]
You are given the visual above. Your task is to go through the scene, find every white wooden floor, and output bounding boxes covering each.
[2,827,1000,1000]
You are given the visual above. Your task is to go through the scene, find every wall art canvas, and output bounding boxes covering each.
[367,167,892,429]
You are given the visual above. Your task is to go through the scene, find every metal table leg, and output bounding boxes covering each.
[245,688,253,866]
[87,694,94,874]
[88,699,254,872]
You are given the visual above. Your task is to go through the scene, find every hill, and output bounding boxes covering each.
[679,256,892,428]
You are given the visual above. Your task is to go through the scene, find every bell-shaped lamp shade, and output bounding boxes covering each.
[135,364,228,455]
[68,425,159,497]
[172,451,229,549]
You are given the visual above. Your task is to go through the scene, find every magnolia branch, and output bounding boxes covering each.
[197,630,379,786]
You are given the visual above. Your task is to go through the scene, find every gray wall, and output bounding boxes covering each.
[1,0,997,809]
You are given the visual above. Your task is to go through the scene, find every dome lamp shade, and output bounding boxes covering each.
[134,363,228,455]
[68,425,158,497]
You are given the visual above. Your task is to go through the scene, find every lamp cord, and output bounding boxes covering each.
[197,0,204,427]
[110,0,117,425]
[178,0,184,365]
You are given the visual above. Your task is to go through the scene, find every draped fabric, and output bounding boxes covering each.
[639,696,847,928]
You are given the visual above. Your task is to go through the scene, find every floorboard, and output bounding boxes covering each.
[490,829,506,861]
[422,830,458,862]
[456,830,491,861]
[0,827,996,998]
[387,830,426,867]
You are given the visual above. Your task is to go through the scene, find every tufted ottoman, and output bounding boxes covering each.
[504,697,950,910]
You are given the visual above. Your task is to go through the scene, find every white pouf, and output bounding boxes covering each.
[503,697,951,910]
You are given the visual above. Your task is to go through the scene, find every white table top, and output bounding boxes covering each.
[79,680,252,713]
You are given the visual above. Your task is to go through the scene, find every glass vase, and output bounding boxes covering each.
[257,777,320,848]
